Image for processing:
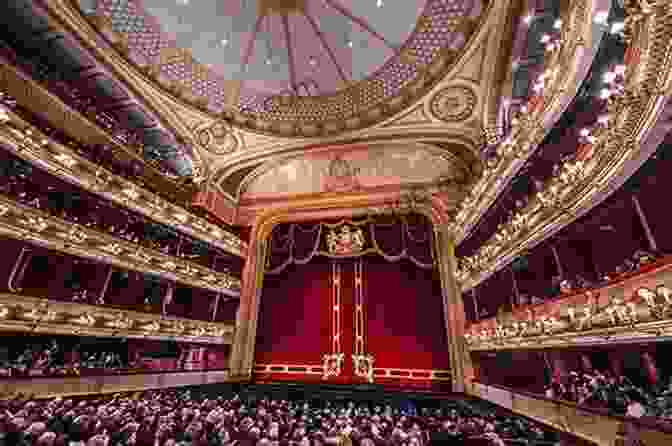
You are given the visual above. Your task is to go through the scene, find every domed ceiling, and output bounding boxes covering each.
[77,0,485,136]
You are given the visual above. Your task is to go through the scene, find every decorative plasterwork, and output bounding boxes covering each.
[0,293,234,344]
[466,260,672,352]
[240,143,472,200]
[458,4,672,290]
[429,85,478,123]
[0,106,245,257]
[0,195,241,295]
[452,0,598,244]
[62,0,489,138]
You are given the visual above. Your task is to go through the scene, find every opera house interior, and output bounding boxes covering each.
[0,0,671,445]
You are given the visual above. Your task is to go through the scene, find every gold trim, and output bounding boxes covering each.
[459,6,672,290]
[467,261,672,351]
[0,195,240,294]
[0,292,234,343]
[47,0,494,138]
[0,103,245,257]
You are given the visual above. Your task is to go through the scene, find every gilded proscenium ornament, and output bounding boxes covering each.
[0,106,245,257]
[0,292,234,344]
[0,195,241,295]
[452,0,591,243]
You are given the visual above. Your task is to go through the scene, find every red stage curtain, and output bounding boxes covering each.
[255,257,332,365]
[363,256,449,371]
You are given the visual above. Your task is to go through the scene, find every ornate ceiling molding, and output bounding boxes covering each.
[0,195,240,296]
[0,292,234,344]
[452,0,603,244]
[206,11,510,201]
[0,99,246,258]
[59,0,490,138]
[458,4,672,290]
[39,0,503,174]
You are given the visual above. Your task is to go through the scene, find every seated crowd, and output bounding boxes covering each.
[0,340,129,378]
[544,366,672,421]
[516,249,661,307]
[0,389,558,446]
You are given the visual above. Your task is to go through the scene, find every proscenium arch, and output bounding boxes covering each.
[229,194,458,378]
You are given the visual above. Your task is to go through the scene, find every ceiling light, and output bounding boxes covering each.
[594,11,608,25]
[122,188,139,200]
[523,14,533,25]
[347,40,353,48]
[553,19,563,29]
[0,104,10,123]
[376,0,384,8]
[177,0,189,5]
[54,153,77,168]
[603,71,617,83]
[220,39,229,47]
[610,22,624,35]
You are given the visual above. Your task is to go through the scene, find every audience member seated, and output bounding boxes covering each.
[0,339,130,378]
[0,390,560,446]
[542,365,672,422]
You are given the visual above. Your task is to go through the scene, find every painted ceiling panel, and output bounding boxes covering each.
[243,145,467,198]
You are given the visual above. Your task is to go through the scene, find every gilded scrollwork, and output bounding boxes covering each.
[430,86,478,123]
[0,195,240,294]
[193,120,239,155]
[468,279,672,351]
[0,292,233,343]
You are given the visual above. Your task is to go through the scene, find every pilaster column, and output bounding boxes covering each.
[434,224,473,393]
[632,195,658,252]
[229,229,267,380]
[550,244,564,279]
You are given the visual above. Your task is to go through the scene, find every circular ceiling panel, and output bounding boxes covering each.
[80,0,485,137]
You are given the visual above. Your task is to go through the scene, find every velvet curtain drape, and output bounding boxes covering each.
[265,215,434,274]
[364,256,449,371]
[255,215,448,385]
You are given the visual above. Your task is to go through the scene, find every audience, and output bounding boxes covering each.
[0,340,128,378]
[0,338,225,378]
[541,364,672,422]
[0,389,558,446]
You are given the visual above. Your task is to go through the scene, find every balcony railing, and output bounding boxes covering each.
[466,256,672,351]
[467,382,672,446]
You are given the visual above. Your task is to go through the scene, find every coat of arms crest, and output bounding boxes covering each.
[327,225,365,255]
